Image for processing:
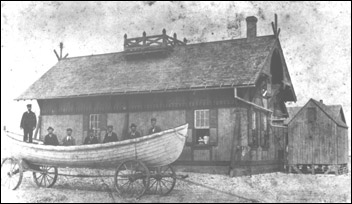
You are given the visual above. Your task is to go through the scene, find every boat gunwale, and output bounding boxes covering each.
[5,123,188,152]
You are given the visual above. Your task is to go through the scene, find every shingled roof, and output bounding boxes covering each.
[17,35,277,100]
[285,99,348,128]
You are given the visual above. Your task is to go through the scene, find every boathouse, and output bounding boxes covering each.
[285,99,349,174]
[16,15,296,176]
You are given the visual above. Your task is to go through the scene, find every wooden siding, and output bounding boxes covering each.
[287,100,348,165]
[38,87,286,172]
[39,89,236,116]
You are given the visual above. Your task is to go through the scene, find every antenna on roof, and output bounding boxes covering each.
[53,42,69,61]
[271,14,281,38]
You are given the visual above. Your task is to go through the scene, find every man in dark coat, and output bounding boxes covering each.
[62,128,76,146]
[20,104,37,143]
[84,130,100,145]
[44,127,59,146]
[103,125,118,143]
[148,118,162,135]
[126,123,141,139]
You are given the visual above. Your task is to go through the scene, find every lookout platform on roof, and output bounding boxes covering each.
[123,29,187,56]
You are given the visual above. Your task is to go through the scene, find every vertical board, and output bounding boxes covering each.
[178,146,192,161]
[194,150,211,161]
[216,108,236,161]
[209,128,218,145]
[230,110,240,166]
[186,129,193,144]
[240,108,248,146]
[209,109,218,128]
[329,120,334,164]
[186,109,194,128]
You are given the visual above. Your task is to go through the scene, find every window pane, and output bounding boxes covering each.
[252,112,256,130]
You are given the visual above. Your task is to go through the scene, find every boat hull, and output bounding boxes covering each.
[5,124,188,168]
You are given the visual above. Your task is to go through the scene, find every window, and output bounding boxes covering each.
[89,114,100,135]
[194,110,210,144]
[307,107,316,123]
[195,110,209,129]
[251,111,258,147]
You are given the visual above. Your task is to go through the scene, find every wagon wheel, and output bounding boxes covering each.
[114,160,150,199]
[148,165,176,196]
[1,158,23,190]
[32,166,58,188]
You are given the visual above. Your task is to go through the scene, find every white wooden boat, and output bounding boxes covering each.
[4,124,188,168]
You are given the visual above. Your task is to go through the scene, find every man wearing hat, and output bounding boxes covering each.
[126,123,141,139]
[103,125,118,143]
[44,127,59,146]
[148,118,162,135]
[84,129,100,145]
[20,104,37,143]
[62,128,76,146]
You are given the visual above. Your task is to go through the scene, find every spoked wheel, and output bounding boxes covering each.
[148,165,176,196]
[1,158,23,190]
[33,166,58,188]
[115,160,150,199]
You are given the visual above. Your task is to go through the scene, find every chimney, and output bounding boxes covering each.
[319,99,323,104]
[246,16,258,40]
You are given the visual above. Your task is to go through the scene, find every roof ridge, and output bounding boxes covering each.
[63,35,276,60]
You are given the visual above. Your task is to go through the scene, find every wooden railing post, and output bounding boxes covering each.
[124,34,128,49]
[162,28,167,47]
[173,33,177,46]
[143,31,146,46]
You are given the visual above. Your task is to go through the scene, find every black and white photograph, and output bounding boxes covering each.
[1,1,351,203]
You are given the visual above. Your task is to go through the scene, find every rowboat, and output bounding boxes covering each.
[4,123,188,168]
[2,124,188,198]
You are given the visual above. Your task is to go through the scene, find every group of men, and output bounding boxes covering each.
[20,104,162,146]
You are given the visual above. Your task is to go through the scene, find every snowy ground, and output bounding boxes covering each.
[1,168,351,203]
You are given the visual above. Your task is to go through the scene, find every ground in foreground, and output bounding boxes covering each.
[1,169,351,203]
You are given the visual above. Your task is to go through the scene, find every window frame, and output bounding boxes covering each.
[193,109,211,145]
[89,114,100,136]
[194,109,210,129]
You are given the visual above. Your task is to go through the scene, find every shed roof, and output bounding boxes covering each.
[285,99,348,128]
[17,35,278,100]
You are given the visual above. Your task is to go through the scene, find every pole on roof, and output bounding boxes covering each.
[54,42,69,61]
[59,42,63,59]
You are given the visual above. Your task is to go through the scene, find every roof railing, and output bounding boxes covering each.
[123,29,187,54]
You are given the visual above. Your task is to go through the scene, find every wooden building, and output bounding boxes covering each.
[16,15,296,176]
[285,99,349,175]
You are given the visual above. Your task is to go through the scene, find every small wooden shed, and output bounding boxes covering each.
[285,99,349,174]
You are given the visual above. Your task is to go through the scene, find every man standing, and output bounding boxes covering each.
[84,130,100,145]
[103,125,118,143]
[20,104,37,143]
[44,127,59,146]
[148,118,162,135]
[62,128,76,146]
[126,123,141,139]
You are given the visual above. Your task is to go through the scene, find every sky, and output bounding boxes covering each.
[1,1,351,151]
